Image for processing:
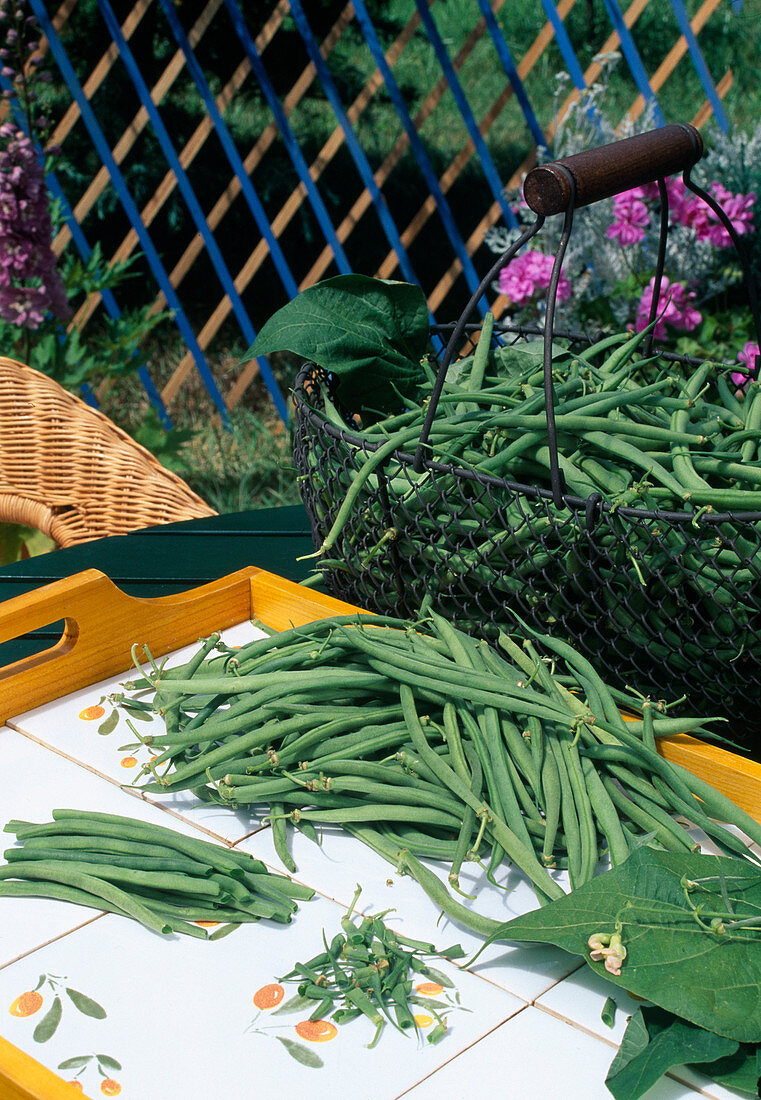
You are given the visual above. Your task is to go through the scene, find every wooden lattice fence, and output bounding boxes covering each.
[3,1,741,423]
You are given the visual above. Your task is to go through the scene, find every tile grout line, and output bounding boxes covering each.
[0,911,107,973]
[393,1003,533,1098]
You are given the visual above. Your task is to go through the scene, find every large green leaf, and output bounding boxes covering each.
[243,274,430,415]
[605,1006,738,1100]
[497,848,761,1043]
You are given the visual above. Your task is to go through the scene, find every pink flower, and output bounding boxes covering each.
[672,177,756,249]
[606,187,650,245]
[732,341,760,387]
[635,276,702,338]
[498,249,571,305]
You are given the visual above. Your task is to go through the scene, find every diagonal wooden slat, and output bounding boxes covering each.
[158,2,358,408]
[373,0,533,283]
[55,0,224,264]
[223,7,429,410]
[167,3,426,411]
[428,0,653,315]
[81,0,291,384]
[50,0,152,153]
[691,67,732,128]
[625,0,724,123]
[300,0,502,291]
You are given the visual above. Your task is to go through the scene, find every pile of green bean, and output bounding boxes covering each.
[295,325,761,702]
[130,613,761,930]
[1,809,314,937]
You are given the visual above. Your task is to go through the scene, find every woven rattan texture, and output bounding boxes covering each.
[293,352,761,736]
[0,357,215,546]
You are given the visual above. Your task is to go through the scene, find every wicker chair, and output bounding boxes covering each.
[0,356,216,547]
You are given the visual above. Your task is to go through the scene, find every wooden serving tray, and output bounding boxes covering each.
[1,567,760,1100]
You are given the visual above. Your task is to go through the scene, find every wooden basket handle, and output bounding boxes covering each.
[0,567,262,723]
[523,123,703,216]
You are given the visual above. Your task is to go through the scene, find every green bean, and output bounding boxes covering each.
[269,802,296,873]
[579,757,630,867]
[399,684,563,901]
[0,861,171,935]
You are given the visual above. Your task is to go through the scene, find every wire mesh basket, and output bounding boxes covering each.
[292,124,761,736]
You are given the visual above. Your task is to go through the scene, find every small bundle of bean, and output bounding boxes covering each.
[1,809,314,938]
[281,885,465,1047]
[130,613,761,929]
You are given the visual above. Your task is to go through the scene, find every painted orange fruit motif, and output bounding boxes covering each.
[413,1014,434,1028]
[66,1083,84,1092]
[120,756,138,769]
[78,704,106,721]
[252,983,285,1010]
[294,1018,338,1042]
[9,990,43,1017]
[415,982,444,996]
[195,920,222,928]
[100,1079,121,1096]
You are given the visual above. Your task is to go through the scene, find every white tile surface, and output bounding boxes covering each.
[400,1005,717,1100]
[237,822,584,1004]
[1,621,744,1100]
[537,966,754,1100]
[0,892,526,1099]
[0,725,261,967]
[7,622,270,840]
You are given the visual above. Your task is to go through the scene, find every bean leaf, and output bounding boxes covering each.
[494,847,761,1043]
[606,1006,738,1100]
[66,987,107,1019]
[275,1036,324,1069]
[33,995,62,1043]
[244,274,430,415]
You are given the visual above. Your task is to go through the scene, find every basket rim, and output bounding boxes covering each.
[293,350,761,526]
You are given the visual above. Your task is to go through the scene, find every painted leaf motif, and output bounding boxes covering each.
[120,704,153,722]
[33,995,62,1043]
[496,847,761,1043]
[33,974,46,991]
[272,993,322,1017]
[97,711,119,735]
[58,1056,93,1070]
[606,1007,738,1100]
[96,1055,122,1071]
[275,1036,324,1069]
[66,987,107,1019]
[244,274,429,414]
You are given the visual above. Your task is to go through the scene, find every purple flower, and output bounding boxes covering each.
[498,249,571,306]
[0,124,70,328]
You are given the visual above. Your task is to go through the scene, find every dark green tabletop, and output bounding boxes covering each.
[0,505,317,664]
